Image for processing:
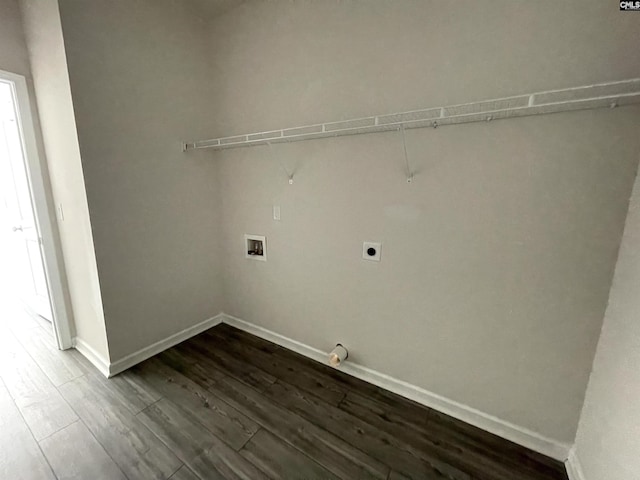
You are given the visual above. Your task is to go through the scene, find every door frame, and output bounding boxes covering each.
[0,68,73,350]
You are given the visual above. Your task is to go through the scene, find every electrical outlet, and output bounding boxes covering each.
[362,242,381,262]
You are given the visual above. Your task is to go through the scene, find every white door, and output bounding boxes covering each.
[0,80,52,321]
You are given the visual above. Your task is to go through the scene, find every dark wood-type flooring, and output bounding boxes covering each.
[0,303,568,480]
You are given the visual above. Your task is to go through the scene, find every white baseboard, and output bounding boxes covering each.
[72,337,110,378]
[108,314,224,376]
[221,313,571,461]
[78,310,571,461]
[566,448,586,480]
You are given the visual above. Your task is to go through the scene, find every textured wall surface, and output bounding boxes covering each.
[58,0,224,360]
[205,0,640,136]
[0,0,30,76]
[19,0,110,357]
[573,170,640,479]
[208,0,640,444]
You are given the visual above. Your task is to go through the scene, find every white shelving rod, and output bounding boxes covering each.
[183,78,640,152]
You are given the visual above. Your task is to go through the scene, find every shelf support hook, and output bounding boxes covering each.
[400,124,414,183]
[267,141,294,185]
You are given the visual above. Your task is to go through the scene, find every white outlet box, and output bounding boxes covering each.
[362,242,381,262]
[245,234,266,261]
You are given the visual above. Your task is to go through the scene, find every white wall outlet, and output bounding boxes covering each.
[245,234,266,261]
[362,242,381,262]
[273,205,281,221]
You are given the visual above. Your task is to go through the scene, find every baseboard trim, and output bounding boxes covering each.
[85,310,571,460]
[221,313,571,461]
[108,314,224,377]
[566,448,586,480]
[72,337,110,378]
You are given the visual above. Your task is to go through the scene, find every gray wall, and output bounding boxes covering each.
[0,0,30,76]
[206,0,640,135]
[572,170,640,478]
[20,0,110,359]
[208,0,640,444]
[57,0,224,360]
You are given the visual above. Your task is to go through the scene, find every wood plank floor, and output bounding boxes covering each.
[0,303,568,480]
